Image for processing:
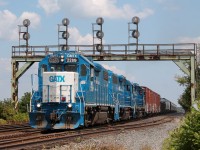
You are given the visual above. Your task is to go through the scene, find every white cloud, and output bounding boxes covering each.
[38,0,154,19]
[38,0,60,15]
[0,10,18,40]
[178,36,200,43]
[68,27,93,45]
[19,12,41,28]
[102,64,135,82]
[102,64,126,75]
[0,10,41,41]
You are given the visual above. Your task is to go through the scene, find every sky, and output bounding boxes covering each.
[0,0,200,106]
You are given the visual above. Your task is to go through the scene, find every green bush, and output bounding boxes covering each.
[19,92,31,113]
[0,92,30,123]
[12,113,29,123]
[163,102,200,150]
[0,99,16,121]
[0,119,7,125]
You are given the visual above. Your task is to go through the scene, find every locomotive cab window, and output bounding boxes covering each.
[50,65,62,72]
[132,86,137,94]
[126,85,130,91]
[81,64,87,76]
[90,67,94,77]
[41,64,47,72]
[90,67,94,81]
[103,71,108,81]
[95,71,99,77]
[112,75,118,84]
[40,64,47,76]
[64,64,77,72]
[139,89,143,95]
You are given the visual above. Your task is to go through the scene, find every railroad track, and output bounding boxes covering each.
[0,124,34,134]
[0,115,175,150]
[0,123,41,142]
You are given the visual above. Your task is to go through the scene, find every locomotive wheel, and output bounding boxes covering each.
[84,120,89,127]
[84,114,90,127]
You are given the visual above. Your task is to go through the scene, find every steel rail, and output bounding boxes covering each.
[0,116,173,150]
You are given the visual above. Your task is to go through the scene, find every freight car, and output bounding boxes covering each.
[29,50,174,130]
[170,102,177,112]
[160,98,177,113]
[142,87,160,115]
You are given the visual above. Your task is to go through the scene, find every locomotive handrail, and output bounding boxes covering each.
[12,43,196,58]
[76,91,85,115]
[79,83,85,115]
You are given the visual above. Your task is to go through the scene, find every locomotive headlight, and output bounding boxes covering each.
[68,103,72,108]
[37,103,41,108]
[61,58,64,62]
[61,55,64,59]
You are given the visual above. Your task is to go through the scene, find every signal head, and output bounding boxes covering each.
[62,31,70,39]
[132,16,140,24]
[96,31,104,39]
[96,44,103,52]
[23,32,30,40]
[23,19,31,27]
[62,18,70,26]
[132,30,140,38]
[96,17,104,25]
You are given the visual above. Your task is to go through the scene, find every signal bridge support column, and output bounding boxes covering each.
[191,56,195,105]
[173,56,196,105]
[11,57,41,109]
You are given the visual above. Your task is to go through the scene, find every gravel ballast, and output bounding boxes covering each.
[50,116,182,150]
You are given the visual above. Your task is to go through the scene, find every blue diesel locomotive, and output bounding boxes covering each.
[29,50,145,129]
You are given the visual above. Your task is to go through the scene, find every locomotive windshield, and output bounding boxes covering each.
[50,65,62,72]
[49,64,77,72]
[64,64,77,72]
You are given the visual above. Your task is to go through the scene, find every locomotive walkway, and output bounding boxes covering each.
[11,43,197,107]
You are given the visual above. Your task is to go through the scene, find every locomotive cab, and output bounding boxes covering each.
[29,51,85,129]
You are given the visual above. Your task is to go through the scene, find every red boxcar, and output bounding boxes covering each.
[142,87,160,114]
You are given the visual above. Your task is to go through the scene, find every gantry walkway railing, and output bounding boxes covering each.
[12,43,196,60]
[11,43,197,108]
